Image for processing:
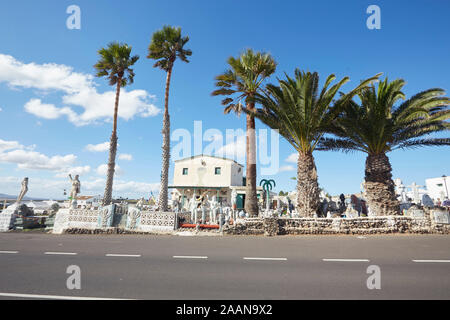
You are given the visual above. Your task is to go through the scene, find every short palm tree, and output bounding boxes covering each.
[250,70,379,217]
[319,78,450,216]
[148,25,192,212]
[212,49,277,217]
[94,42,139,205]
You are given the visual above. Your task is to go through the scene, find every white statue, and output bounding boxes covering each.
[231,189,238,207]
[136,197,145,210]
[408,182,422,204]
[188,194,197,222]
[16,177,29,204]
[208,195,220,224]
[68,174,80,207]
[395,179,408,203]
[172,195,181,213]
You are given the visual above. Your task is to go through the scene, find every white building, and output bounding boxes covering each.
[425,176,450,202]
[24,201,51,215]
[76,195,102,208]
[169,155,264,210]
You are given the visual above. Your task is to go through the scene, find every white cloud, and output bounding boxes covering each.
[0,175,159,199]
[286,153,298,163]
[277,165,295,173]
[215,134,246,164]
[118,153,133,161]
[0,54,160,126]
[113,180,159,194]
[82,178,158,194]
[55,166,91,178]
[0,139,23,153]
[85,142,110,152]
[0,148,76,171]
[25,99,76,120]
[0,138,80,172]
[96,163,123,176]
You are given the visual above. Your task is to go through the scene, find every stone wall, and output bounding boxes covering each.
[136,211,177,233]
[223,213,450,236]
[53,208,99,234]
[52,206,177,235]
[0,210,16,232]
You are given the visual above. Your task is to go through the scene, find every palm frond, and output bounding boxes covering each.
[94,42,139,86]
[147,25,191,71]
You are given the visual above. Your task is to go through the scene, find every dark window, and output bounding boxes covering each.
[182,168,188,175]
[215,167,221,175]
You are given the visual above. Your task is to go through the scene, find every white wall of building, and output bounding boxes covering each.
[173,155,244,188]
[426,176,450,201]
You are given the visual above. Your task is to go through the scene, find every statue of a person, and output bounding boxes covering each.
[16,177,29,204]
[68,174,81,206]
[208,195,220,224]
[136,197,145,209]
[188,193,197,222]
[172,195,181,213]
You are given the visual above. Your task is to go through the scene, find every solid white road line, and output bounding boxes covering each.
[243,257,288,261]
[0,251,18,254]
[412,260,450,263]
[173,256,208,259]
[0,292,131,300]
[44,252,77,256]
[105,254,141,257]
[322,259,370,262]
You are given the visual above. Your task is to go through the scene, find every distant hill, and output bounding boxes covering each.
[0,193,46,201]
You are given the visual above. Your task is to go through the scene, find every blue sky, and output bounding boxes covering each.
[0,0,449,199]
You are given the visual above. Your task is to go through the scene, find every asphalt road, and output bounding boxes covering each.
[0,233,449,300]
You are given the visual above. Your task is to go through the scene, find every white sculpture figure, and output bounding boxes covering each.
[136,197,145,210]
[345,203,358,218]
[222,206,231,223]
[408,182,422,204]
[16,177,29,204]
[197,191,208,224]
[68,174,80,207]
[208,195,220,224]
[188,194,197,222]
[395,179,408,203]
[172,195,181,213]
[231,189,237,212]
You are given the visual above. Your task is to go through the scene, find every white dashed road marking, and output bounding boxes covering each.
[243,257,288,261]
[105,254,141,258]
[322,259,370,262]
[412,260,450,263]
[0,292,131,300]
[44,252,77,256]
[173,256,208,259]
[0,251,18,254]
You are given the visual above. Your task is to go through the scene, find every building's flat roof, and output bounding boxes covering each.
[169,186,228,189]
[173,154,243,167]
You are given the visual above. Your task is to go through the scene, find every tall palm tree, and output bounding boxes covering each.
[148,25,192,212]
[249,70,380,217]
[94,42,139,206]
[319,78,450,216]
[212,49,277,217]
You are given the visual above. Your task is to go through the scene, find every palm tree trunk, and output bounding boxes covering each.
[296,151,320,217]
[364,153,400,216]
[245,102,259,217]
[157,67,172,212]
[102,78,122,206]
